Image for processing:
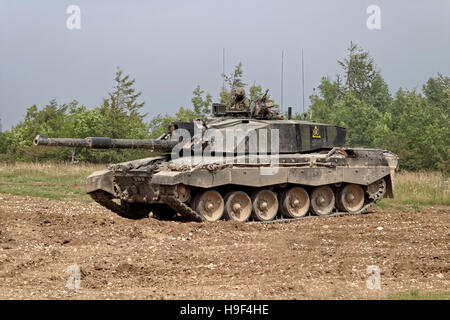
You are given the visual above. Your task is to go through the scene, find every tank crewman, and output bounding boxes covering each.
[264,100,282,119]
[249,89,284,119]
[229,88,250,111]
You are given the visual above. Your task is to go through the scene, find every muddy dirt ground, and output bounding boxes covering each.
[0,194,448,299]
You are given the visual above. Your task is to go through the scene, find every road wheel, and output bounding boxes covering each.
[310,186,335,216]
[337,184,365,213]
[280,186,310,218]
[251,189,278,221]
[224,191,252,222]
[192,190,224,221]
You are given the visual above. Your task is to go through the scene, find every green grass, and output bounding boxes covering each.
[376,171,450,209]
[388,290,450,300]
[0,163,448,207]
[0,162,104,202]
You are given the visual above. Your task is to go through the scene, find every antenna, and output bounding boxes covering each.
[302,48,305,114]
[222,48,225,90]
[281,50,284,112]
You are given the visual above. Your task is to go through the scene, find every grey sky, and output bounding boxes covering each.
[0,0,449,129]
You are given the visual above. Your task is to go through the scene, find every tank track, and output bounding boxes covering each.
[90,190,129,217]
[90,188,378,224]
[159,191,376,224]
[256,201,374,224]
[90,190,151,220]
[160,194,205,222]
[89,189,206,222]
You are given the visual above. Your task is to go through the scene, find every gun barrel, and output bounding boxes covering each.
[33,135,89,148]
[33,135,179,153]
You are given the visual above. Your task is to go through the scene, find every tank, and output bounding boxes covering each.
[33,96,398,223]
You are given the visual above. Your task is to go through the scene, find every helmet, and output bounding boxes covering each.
[233,88,245,97]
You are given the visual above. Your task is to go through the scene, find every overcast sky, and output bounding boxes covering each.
[0,0,449,129]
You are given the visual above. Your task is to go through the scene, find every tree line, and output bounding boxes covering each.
[0,44,448,173]
[308,43,448,173]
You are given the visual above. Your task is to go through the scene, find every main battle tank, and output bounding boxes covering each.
[33,97,398,223]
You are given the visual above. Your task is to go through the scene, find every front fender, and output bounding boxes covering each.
[86,169,114,195]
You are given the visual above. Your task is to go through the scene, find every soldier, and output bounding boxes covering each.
[229,88,250,111]
[250,89,283,119]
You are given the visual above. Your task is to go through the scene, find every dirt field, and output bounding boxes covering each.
[0,194,448,299]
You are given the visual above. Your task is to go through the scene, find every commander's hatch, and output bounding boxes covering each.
[212,103,227,116]
[212,103,251,118]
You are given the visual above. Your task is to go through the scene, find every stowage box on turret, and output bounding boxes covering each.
[33,96,398,223]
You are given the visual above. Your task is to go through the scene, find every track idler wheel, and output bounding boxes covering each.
[251,189,279,221]
[280,186,310,218]
[310,186,335,216]
[366,178,387,202]
[192,190,224,222]
[337,184,365,213]
[224,191,252,222]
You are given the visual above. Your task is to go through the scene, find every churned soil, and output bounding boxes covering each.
[0,194,448,299]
